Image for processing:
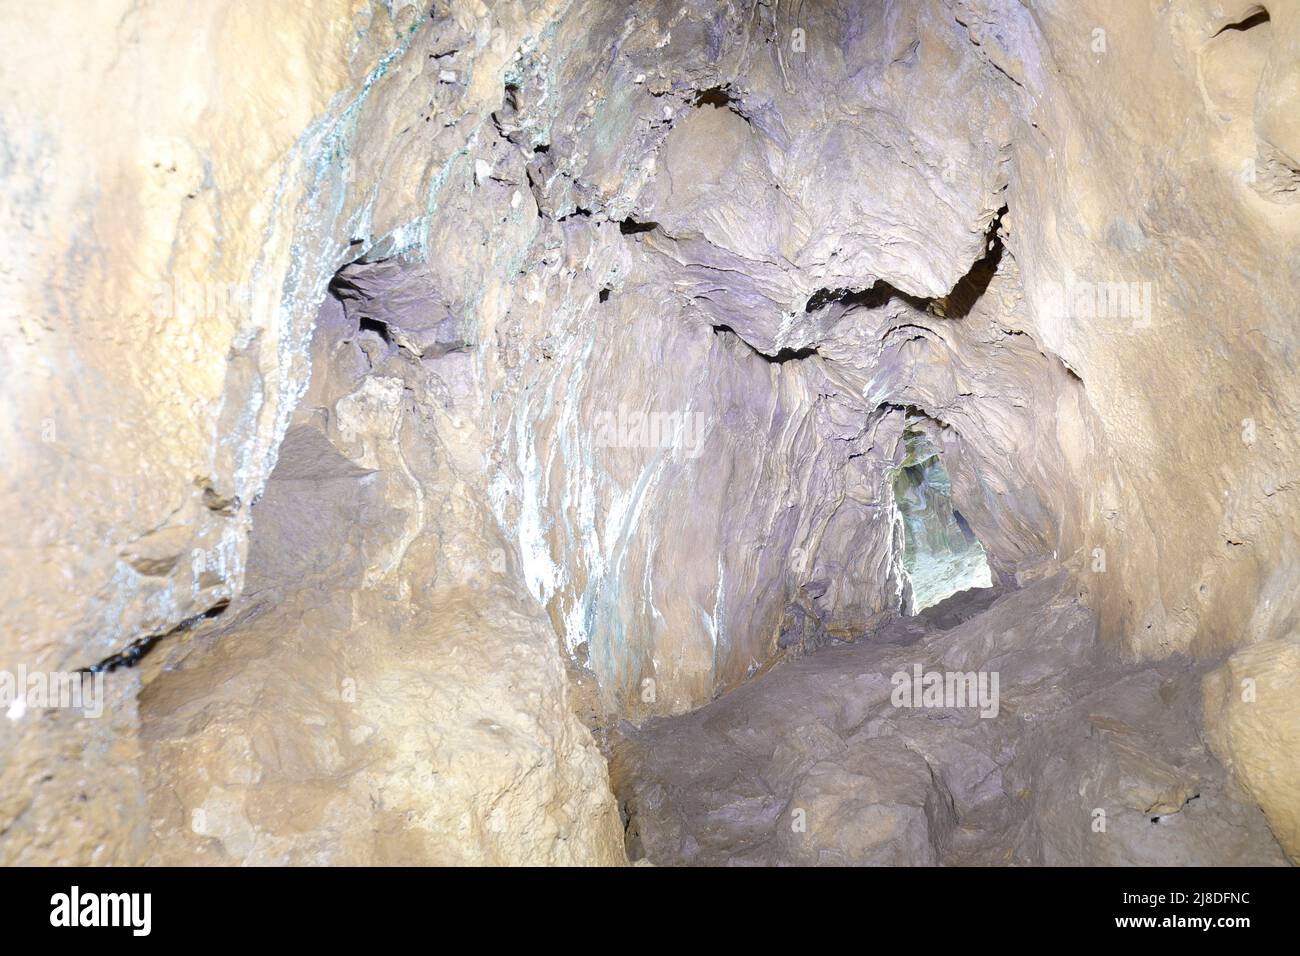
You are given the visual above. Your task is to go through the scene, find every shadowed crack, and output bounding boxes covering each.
[80,600,229,674]
[712,323,818,363]
[805,206,1007,319]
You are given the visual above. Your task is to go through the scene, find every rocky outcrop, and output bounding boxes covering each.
[1203,632,1300,859]
[1,0,630,867]
[0,0,405,864]
[139,307,626,864]
[613,577,1288,866]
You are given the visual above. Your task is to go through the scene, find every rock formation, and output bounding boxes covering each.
[0,0,1296,866]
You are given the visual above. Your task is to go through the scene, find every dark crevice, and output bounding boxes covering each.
[804,206,1006,319]
[618,216,659,235]
[598,287,611,303]
[358,316,392,345]
[941,214,1004,318]
[491,87,517,142]
[805,286,857,312]
[694,85,735,109]
[805,281,930,314]
[494,81,554,157]
[872,400,945,431]
[1212,8,1270,35]
[952,14,1026,89]
[712,324,818,363]
[692,84,753,125]
[883,322,939,341]
[80,600,230,674]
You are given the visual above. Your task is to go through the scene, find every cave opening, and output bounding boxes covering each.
[891,429,993,614]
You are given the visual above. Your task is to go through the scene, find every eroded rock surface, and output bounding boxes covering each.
[612,577,1289,866]
[2,0,1298,865]
[140,304,626,865]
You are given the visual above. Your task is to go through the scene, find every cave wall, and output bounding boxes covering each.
[1,0,629,866]
[0,0,409,863]
[485,0,1030,715]
[2,0,1297,862]
[1005,0,1300,660]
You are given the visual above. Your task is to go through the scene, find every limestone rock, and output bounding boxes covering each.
[614,578,1289,866]
[1,0,1298,867]
[1204,635,1300,859]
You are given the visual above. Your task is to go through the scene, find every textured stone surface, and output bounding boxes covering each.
[1204,633,1300,859]
[1,0,629,867]
[131,289,625,865]
[0,0,398,864]
[1,0,1297,865]
[613,578,1289,866]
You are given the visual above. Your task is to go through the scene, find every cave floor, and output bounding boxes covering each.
[607,576,1290,866]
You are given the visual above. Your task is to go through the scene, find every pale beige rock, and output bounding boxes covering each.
[1009,0,1300,662]
[0,0,626,867]
[1204,634,1300,858]
[2,0,1298,866]
[0,0,392,864]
